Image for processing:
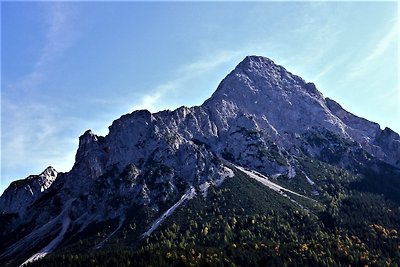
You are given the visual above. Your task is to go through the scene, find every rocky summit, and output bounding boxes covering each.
[1,56,399,267]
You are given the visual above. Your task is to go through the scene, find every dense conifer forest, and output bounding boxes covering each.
[26,160,400,267]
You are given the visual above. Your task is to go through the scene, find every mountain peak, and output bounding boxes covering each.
[204,55,335,136]
[234,55,300,80]
[218,55,307,95]
[237,55,276,70]
[0,166,59,215]
[40,166,58,177]
[2,55,400,266]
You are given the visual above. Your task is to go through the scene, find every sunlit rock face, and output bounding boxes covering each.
[1,55,399,265]
[0,167,58,215]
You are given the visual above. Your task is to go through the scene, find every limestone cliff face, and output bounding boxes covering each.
[0,167,58,215]
[1,55,399,265]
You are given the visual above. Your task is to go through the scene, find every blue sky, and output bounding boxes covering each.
[1,1,398,194]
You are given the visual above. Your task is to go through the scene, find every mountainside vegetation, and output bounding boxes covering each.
[26,158,400,267]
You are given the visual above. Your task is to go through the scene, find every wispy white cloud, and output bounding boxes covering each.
[131,87,165,112]
[37,4,72,65]
[131,49,246,112]
[8,3,78,92]
[131,2,346,114]
[130,9,343,114]
[2,3,79,191]
[1,102,80,180]
[258,2,345,85]
[347,22,398,81]
[363,22,398,63]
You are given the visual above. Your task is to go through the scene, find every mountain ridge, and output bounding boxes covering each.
[1,55,399,266]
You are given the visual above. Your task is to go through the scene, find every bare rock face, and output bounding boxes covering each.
[1,55,399,265]
[325,98,400,168]
[0,167,58,215]
[203,56,398,168]
[73,130,108,179]
[203,56,347,144]
[373,127,400,167]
